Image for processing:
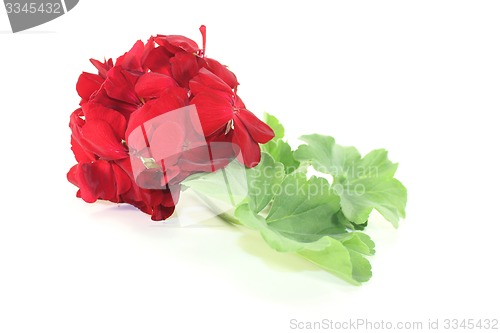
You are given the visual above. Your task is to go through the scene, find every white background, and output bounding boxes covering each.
[1,1,499,332]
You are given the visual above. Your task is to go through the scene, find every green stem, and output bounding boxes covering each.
[195,193,242,226]
[216,211,242,226]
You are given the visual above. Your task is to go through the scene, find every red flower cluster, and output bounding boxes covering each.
[67,26,274,220]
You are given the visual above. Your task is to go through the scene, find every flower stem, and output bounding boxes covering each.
[195,193,242,226]
[216,211,242,226]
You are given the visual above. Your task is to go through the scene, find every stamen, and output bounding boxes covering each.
[225,119,234,135]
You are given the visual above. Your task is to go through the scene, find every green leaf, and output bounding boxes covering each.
[297,243,363,285]
[335,232,375,256]
[234,204,332,252]
[234,204,371,285]
[334,231,375,282]
[334,211,367,231]
[247,152,285,213]
[338,177,407,227]
[264,112,285,139]
[262,113,299,174]
[262,139,300,174]
[294,134,407,227]
[293,134,361,177]
[266,173,343,242]
[346,250,372,283]
[356,149,399,178]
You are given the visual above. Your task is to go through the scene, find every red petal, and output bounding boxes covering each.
[236,109,275,144]
[143,46,172,74]
[69,108,94,159]
[204,58,239,89]
[177,142,236,173]
[103,66,140,105]
[71,136,95,163]
[170,52,199,87]
[126,87,188,139]
[115,158,134,181]
[206,125,233,143]
[135,72,177,99]
[117,40,144,71]
[118,164,149,202]
[176,146,212,172]
[142,188,165,207]
[90,86,138,119]
[135,169,167,190]
[90,58,114,78]
[82,103,127,139]
[155,35,200,54]
[151,204,176,221]
[190,91,233,136]
[75,160,116,203]
[76,72,104,101]
[189,67,233,96]
[69,108,85,138]
[81,119,128,160]
[118,182,178,220]
[207,142,237,171]
[164,190,180,208]
[67,164,79,187]
[232,116,261,167]
[149,121,184,164]
[111,163,132,196]
[141,37,155,68]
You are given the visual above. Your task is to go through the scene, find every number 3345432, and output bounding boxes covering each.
[5,2,62,14]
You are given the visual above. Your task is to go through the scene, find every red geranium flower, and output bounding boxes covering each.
[68,26,274,220]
